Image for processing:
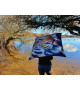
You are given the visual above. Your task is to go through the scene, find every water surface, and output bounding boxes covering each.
[13,37,80,63]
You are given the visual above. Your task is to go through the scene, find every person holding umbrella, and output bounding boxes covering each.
[29,33,66,75]
[38,56,53,75]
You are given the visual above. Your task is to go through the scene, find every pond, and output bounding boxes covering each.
[0,37,80,75]
[58,38,80,62]
[13,37,80,63]
[13,40,35,54]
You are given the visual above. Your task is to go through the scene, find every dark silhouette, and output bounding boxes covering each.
[38,56,53,75]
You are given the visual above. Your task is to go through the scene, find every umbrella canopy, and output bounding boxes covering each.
[29,33,66,60]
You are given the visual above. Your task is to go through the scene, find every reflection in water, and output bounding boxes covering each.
[13,37,80,62]
[57,38,80,62]
[0,37,80,75]
[63,44,78,52]
[13,40,35,54]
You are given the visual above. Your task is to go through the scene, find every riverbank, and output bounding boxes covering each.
[1,55,80,75]
[0,44,80,75]
[1,58,39,75]
[0,49,39,75]
[52,58,80,75]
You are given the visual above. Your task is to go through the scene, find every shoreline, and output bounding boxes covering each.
[0,49,80,75]
[0,57,80,75]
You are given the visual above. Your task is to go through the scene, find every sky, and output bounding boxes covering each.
[27,27,72,35]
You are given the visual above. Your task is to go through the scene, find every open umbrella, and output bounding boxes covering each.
[29,33,66,60]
